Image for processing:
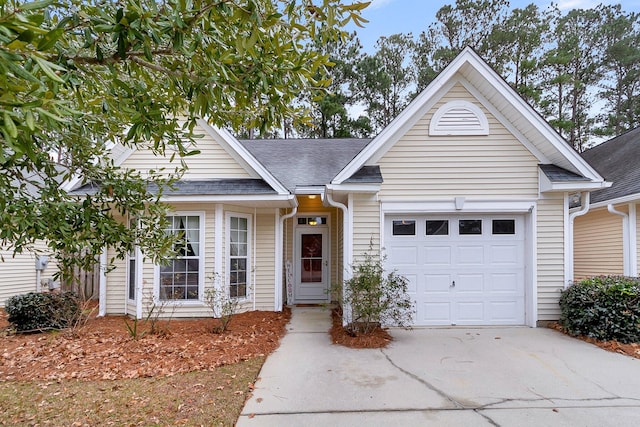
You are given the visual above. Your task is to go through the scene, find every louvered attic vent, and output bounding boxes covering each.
[429,100,489,136]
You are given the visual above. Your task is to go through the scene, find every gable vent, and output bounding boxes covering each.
[429,100,489,136]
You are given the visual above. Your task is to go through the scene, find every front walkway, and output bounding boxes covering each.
[237,307,640,426]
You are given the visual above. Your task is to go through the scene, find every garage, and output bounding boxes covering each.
[385,214,526,326]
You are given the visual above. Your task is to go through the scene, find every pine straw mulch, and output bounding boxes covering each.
[329,308,392,348]
[0,307,290,382]
[549,322,640,359]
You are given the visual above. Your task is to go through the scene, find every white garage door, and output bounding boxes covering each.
[385,215,525,326]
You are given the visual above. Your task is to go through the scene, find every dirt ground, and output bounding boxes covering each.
[0,308,290,382]
[1,308,638,383]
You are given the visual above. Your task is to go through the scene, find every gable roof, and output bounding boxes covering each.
[581,127,640,205]
[239,138,372,192]
[332,47,606,188]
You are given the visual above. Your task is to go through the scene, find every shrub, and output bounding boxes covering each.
[5,292,82,333]
[559,276,640,343]
[204,286,239,334]
[335,249,415,336]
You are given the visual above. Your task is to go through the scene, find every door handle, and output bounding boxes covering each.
[451,280,455,288]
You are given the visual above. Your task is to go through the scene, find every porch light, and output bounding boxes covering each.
[308,195,317,199]
[308,218,318,226]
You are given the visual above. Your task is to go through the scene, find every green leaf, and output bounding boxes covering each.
[3,111,18,138]
[37,28,64,51]
[18,0,54,11]
[32,55,65,83]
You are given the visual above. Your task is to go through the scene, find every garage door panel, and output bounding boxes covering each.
[424,273,452,294]
[404,274,418,294]
[457,245,485,265]
[489,273,521,293]
[421,302,451,325]
[424,246,452,266]
[455,301,484,323]
[455,273,484,293]
[389,246,419,267]
[490,244,521,265]
[487,300,523,323]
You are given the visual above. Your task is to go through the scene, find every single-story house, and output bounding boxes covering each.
[574,127,640,279]
[65,47,610,326]
[0,244,58,306]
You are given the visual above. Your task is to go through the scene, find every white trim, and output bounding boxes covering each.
[629,203,638,277]
[214,204,224,291]
[380,199,537,214]
[527,203,538,327]
[294,186,325,195]
[159,194,295,204]
[589,193,640,209]
[98,247,107,317]
[225,211,253,301]
[135,246,143,319]
[276,206,298,310]
[607,204,631,276]
[292,212,331,304]
[539,168,610,192]
[429,100,489,136]
[154,211,206,304]
[325,183,381,193]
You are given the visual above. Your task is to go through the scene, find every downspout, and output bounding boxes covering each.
[324,191,350,281]
[629,204,638,277]
[98,247,107,317]
[276,205,298,310]
[607,204,632,276]
[567,192,590,288]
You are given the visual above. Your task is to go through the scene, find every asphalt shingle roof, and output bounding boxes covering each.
[581,127,640,204]
[70,179,277,196]
[539,164,590,182]
[239,138,372,192]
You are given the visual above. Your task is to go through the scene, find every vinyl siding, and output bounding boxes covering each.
[0,241,58,306]
[637,203,640,273]
[377,82,539,200]
[120,127,252,179]
[253,210,276,310]
[574,207,624,279]
[536,193,565,321]
[352,193,380,262]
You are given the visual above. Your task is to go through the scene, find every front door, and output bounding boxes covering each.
[294,228,329,302]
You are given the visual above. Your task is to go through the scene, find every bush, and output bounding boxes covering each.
[5,292,82,333]
[559,276,640,343]
[335,249,415,336]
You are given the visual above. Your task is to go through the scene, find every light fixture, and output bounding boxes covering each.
[308,195,317,199]
[308,218,318,226]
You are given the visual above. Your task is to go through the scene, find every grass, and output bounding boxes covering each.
[0,357,264,426]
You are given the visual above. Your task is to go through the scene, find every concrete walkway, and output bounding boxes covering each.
[237,307,640,426]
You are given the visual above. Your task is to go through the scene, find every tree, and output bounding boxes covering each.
[355,33,414,133]
[0,0,368,275]
[596,5,640,137]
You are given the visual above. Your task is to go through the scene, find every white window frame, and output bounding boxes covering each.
[155,211,205,304]
[226,212,252,300]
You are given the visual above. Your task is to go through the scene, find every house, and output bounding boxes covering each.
[574,127,640,279]
[0,244,58,307]
[70,47,609,327]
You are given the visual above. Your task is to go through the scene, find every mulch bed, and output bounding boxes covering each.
[329,308,392,348]
[0,307,290,382]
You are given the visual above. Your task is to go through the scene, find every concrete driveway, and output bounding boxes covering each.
[237,307,640,426]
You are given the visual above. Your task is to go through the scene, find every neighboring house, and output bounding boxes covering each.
[574,127,640,279]
[0,243,58,307]
[70,47,608,326]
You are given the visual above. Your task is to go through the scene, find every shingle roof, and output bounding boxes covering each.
[70,179,277,196]
[580,127,640,204]
[238,138,372,192]
[539,164,590,182]
[344,165,383,183]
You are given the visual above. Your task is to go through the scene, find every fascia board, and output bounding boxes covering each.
[325,183,381,193]
[589,193,640,209]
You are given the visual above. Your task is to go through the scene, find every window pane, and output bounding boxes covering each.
[160,215,201,301]
[493,219,515,235]
[459,220,482,235]
[426,220,449,236]
[392,220,416,236]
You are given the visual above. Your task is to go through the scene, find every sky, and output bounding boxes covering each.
[347,0,640,52]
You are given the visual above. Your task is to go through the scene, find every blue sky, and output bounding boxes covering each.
[348,0,640,52]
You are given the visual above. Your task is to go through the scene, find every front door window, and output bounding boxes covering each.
[301,234,323,283]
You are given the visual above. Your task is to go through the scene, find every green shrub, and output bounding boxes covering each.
[559,276,640,343]
[335,249,415,336]
[5,292,82,332]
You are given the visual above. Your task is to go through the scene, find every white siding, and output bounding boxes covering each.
[536,193,565,321]
[351,193,380,262]
[0,242,58,306]
[377,83,539,200]
[254,210,276,310]
[574,207,624,279]
[121,126,252,179]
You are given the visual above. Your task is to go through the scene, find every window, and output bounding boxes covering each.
[392,220,416,236]
[127,219,137,301]
[459,219,482,235]
[159,214,202,301]
[492,219,515,235]
[229,215,250,299]
[426,220,449,236]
